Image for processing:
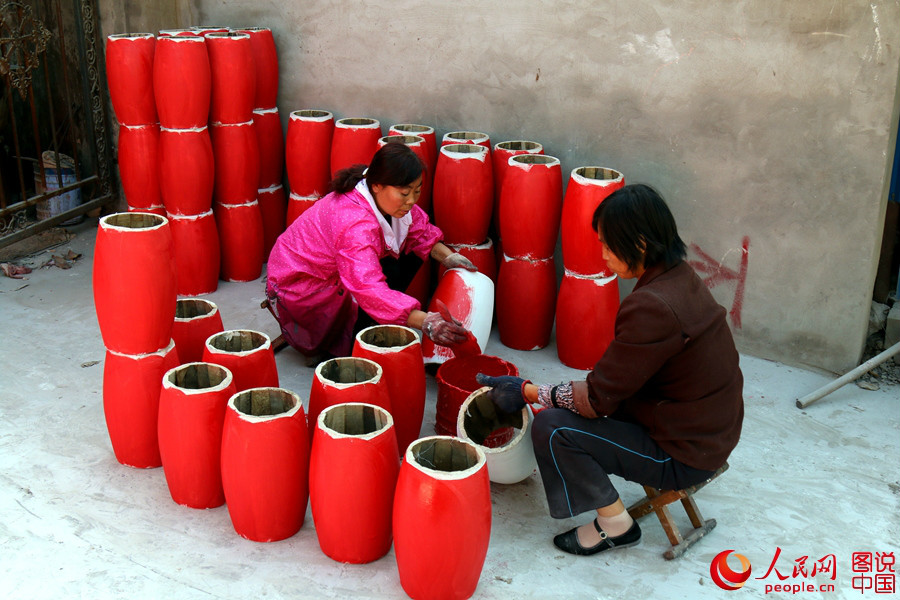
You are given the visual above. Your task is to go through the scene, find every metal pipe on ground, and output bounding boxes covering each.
[795,341,900,409]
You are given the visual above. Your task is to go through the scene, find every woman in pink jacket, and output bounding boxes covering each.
[266,142,474,363]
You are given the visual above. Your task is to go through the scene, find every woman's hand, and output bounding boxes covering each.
[422,311,468,346]
[441,252,477,272]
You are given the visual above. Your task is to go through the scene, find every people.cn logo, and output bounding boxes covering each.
[710,550,752,590]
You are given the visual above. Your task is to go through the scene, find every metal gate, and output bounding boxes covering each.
[0,0,114,249]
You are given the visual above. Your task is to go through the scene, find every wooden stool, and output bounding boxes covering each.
[626,462,729,560]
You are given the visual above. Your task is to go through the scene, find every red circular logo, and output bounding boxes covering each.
[710,550,752,590]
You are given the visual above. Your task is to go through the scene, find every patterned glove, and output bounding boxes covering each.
[422,311,468,346]
[475,373,530,414]
[441,253,477,271]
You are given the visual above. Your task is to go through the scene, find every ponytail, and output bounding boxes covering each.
[328,164,367,195]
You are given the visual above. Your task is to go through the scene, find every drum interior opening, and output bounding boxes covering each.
[320,357,379,384]
[498,141,540,151]
[106,213,163,229]
[340,118,377,126]
[577,167,621,181]
[176,298,214,319]
[210,330,265,352]
[298,109,330,118]
[323,404,388,436]
[382,135,421,145]
[394,124,429,133]
[359,326,417,349]
[513,154,555,165]
[233,388,295,416]
[447,131,484,141]
[444,143,485,155]
[170,363,228,390]
[411,438,480,472]
[462,390,523,446]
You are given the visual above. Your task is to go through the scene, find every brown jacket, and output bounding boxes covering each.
[572,260,743,471]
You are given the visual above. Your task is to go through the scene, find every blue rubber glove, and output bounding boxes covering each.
[475,373,530,414]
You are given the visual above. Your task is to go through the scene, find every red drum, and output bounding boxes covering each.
[439,239,497,283]
[202,329,278,392]
[131,203,165,216]
[158,28,205,37]
[492,140,543,205]
[352,325,425,455]
[105,33,157,126]
[221,388,309,542]
[158,362,235,509]
[307,357,392,441]
[172,298,224,364]
[496,255,556,351]
[330,117,381,176]
[211,121,260,206]
[153,35,210,128]
[102,339,178,468]
[499,154,563,260]
[117,123,161,211]
[389,123,437,172]
[253,107,284,188]
[206,32,255,125]
[421,268,494,365]
[555,270,620,370]
[213,200,264,282]
[403,254,432,307]
[561,167,625,276]
[441,130,491,150]
[257,184,287,259]
[93,212,176,355]
[393,436,490,600]
[378,134,431,213]
[286,109,334,197]
[168,210,220,297]
[435,354,518,442]
[310,403,399,563]
[238,27,279,109]
[158,126,214,216]
[286,192,317,226]
[432,144,493,246]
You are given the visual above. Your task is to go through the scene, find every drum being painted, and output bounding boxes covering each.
[105,33,157,126]
[457,387,537,484]
[440,239,497,283]
[202,329,278,392]
[555,270,620,370]
[432,144,493,246]
[421,268,494,365]
[307,357,392,441]
[221,387,309,542]
[172,298,224,364]
[560,167,624,276]
[330,117,382,177]
[158,362,236,509]
[352,325,425,455]
[286,110,334,198]
[168,210,220,297]
[153,35,210,129]
[310,403,399,563]
[496,254,557,351]
[393,436,491,600]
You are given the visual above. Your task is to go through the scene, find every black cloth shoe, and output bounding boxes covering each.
[553,518,642,556]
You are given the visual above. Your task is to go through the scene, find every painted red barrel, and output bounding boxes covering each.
[307,357,392,441]
[352,325,425,455]
[213,199,264,282]
[491,140,543,206]
[172,298,224,364]
[561,167,625,276]
[421,268,494,365]
[435,354,518,444]
[168,210,220,297]
[499,154,563,260]
[378,134,431,213]
[93,212,176,354]
[131,203,165,217]
[441,130,491,150]
[555,271,620,370]
[496,255,557,351]
[221,387,309,542]
[211,121,260,206]
[253,107,284,188]
[117,123,161,211]
[286,109,334,198]
[206,32,255,125]
[286,192,317,226]
[238,27,279,109]
[105,33,157,126]
[153,35,210,129]
[158,362,235,508]
[202,329,278,392]
[438,239,497,283]
[102,339,178,468]
[389,123,436,173]
[432,144,493,246]
[330,117,382,176]
[158,126,214,216]
[393,436,490,600]
[258,184,287,259]
[310,403,399,562]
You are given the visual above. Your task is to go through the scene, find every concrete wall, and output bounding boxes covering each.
[98,0,900,374]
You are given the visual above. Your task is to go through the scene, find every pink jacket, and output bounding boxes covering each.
[266,187,442,356]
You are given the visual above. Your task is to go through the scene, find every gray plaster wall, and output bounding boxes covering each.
[98,0,900,374]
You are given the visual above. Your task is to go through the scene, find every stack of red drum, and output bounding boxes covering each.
[556,167,625,369]
[330,117,382,177]
[285,109,334,225]
[432,141,493,256]
[496,153,563,351]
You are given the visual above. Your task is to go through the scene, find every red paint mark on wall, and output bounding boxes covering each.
[688,236,750,329]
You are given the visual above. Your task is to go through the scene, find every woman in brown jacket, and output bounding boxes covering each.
[478,184,743,556]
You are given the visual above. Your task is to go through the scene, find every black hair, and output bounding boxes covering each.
[329,142,425,195]
[591,183,687,272]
